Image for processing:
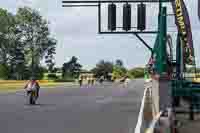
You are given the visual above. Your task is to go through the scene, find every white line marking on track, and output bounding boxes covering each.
[133,88,147,133]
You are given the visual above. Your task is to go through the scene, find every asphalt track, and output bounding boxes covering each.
[0,79,144,133]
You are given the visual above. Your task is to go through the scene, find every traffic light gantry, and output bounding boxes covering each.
[62,0,172,52]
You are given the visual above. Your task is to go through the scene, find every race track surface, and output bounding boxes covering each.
[0,79,144,133]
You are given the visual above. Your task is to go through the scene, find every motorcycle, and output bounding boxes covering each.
[26,86,38,105]
[27,90,37,105]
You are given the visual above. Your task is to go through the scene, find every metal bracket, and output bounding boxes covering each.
[134,33,153,53]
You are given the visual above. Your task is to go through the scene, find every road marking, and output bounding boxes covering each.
[133,88,147,133]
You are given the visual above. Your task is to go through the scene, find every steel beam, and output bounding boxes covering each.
[62,0,173,4]
[99,31,158,34]
[62,5,98,7]
[134,33,153,52]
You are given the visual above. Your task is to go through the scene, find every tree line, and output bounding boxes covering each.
[0,7,57,80]
[61,57,145,81]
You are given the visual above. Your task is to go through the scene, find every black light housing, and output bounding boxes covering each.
[108,3,116,31]
[123,3,131,31]
[137,3,146,31]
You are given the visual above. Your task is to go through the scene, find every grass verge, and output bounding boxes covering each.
[0,82,76,93]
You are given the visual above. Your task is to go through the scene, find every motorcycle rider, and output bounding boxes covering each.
[24,77,40,98]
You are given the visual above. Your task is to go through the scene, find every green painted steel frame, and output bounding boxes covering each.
[153,5,168,75]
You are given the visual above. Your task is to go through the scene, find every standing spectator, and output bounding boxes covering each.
[91,75,95,86]
[87,75,91,87]
[78,75,83,87]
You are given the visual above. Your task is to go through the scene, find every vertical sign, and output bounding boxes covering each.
[171,0,195,66]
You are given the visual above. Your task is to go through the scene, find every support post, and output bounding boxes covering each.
[155,6,167,75]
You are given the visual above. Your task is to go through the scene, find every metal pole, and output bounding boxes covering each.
[176,33,181,80]
[156,6,167,75]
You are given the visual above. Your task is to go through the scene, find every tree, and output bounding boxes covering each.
[52,67,62,73]
[62,56,82,79]
[45,38,57,73]
[0,64,9,79]
[112,66,127,80]
[9,45,26,80]
[91,60,114,79]
[0,7,57,80]
[15,7,57,79]
[115,59,124,67]
[0,8,27,80]
[0,8,16,66]
[112,59,127,80]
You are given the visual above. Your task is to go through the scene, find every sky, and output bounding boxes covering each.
[0,0,200,70]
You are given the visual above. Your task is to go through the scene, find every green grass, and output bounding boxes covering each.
[0,82,76,93]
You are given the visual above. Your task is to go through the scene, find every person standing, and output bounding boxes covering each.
[78,75,83,87]
[87,75,91,87]
[91,75,95,86]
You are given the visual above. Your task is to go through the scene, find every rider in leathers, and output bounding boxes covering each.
[24,78,40,98]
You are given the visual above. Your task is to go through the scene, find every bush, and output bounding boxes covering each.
[47,73,58,79]
[128,67,145,78]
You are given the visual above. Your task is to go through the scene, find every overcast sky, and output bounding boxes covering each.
[0,0,200,70]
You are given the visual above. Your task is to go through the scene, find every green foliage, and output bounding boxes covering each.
[47,73,58,80]
[126,71,135,79]
[112,66,127,79]
[128,67,145,78]
[0,8,16,65]
[91,60,114,79]
[45,38,57,72]
[16,7,53,61]
[115,59,124,68]
[62,56,82,79]
[0,7,57,80]
[32,66,45,80]
[111,59,128,80]
[0,64,9,79]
